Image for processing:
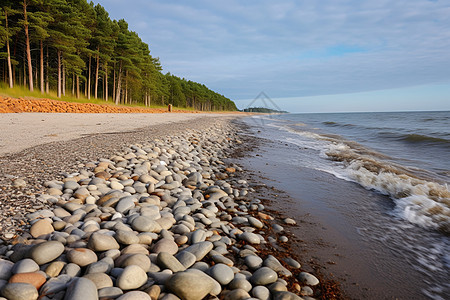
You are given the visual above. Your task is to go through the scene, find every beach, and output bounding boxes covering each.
[0,113,337,300]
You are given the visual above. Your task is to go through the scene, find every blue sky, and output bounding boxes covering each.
[93,0,450,112]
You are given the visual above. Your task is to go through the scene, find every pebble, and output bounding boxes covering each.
[83,273,113,289]
[30,219,54,238]
[88,233,120,251]
[29,241,64,265]
[245,255,263,270]
[116,265,148,290]
[208,263,234,285]
[157,252,186,272]
[0,260,14,280]
[1,282,38,300]
[298,272,320,286]
[0,124,320,300]
[8,272,46,289]
[229,278,252,292]
[250,267,278,285]
[116,291,151,300]
[12,259,39,274]
[239,232,260,244]
[64,277,98,300]
[166,270,216,300]
[66,248,98,267]
[98,287,123,299]
[252,285,271,300]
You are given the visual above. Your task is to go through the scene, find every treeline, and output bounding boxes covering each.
[241,107,288,113]
[0,0,237,111]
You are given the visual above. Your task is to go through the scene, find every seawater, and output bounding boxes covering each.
[246,111,449,299]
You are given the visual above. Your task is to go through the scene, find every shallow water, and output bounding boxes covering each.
[240,113,450,299]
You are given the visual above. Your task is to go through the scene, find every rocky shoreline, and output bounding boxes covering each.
[0,118,337,300]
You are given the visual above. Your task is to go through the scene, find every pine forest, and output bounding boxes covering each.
[0,0,237,111]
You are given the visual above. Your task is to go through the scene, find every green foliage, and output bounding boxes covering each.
[0,0,237,111]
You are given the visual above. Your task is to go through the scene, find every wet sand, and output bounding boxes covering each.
[235,118,432,299]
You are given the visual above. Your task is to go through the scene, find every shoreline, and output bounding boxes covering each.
[0,115,341,299]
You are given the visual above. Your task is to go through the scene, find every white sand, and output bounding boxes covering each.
[0,113,237,156]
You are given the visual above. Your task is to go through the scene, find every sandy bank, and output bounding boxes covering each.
[0,113,239,156]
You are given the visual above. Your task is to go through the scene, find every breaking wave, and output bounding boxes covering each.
[324,142,450,233]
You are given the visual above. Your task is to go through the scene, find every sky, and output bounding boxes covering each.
[92,0,450,113]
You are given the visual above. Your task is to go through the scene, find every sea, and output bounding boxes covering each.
[241,111,449,299]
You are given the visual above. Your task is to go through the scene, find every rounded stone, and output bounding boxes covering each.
[115,197,135,213]
[88,233,120,251]
[8,272,46,290]
[0,259,14,280]
[11,259,39,274]
[166,270,216,300]
[273,291,304,300]
[252,286,271,300]
[64,277,98,300]
[98,287,123,299]
[45,261,66,278]
[228,278,252,292]
[223,289,250,300]
[298,272,319,286]
[83,273,113,289]
[1,282,38,300]
[29,241,65,265]
[250,267,278,285]
[131,216,160,233]
[245,255,263,270]
[156,252,186,273]
[248,216,264,229]
[114,230,139,245]
[116,265,148,290]
[66,248,98,267]
[110,181,124,190]
[121,254,151,272]
[239,232,260,244]
[30,219,54,238]
[208,264,234,285]
[152,238,179,255]
[116,291,151,300]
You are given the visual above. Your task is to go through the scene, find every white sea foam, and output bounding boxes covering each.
[324,142,450,233]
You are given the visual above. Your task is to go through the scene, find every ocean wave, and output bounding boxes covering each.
[324,143,450,233]
[322,121,356,128]
[401,134,450,145]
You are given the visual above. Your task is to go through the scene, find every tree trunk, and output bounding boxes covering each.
[95,47,99,99]
[113,63,116,102]
[57,50,61,98]
[105,64,108,101]
[40,40,44,93]
[72,73,75,95]
[62,63,66,96]
[76,75,80,99]
[46,45,49,93]
[5,10,13,88]
[115,61,122,105]
[88,55,91,99]
[125,71,128,104]
[23,0,34,91]
[23,50,26,87]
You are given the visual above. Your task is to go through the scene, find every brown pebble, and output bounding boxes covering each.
[30,219,54,238]
[9,272,46,289]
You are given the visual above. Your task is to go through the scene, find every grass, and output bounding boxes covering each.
[0,83,196,111]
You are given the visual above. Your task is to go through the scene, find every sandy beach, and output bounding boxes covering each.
[0,113,238,156]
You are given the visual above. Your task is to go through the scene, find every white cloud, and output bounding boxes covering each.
[94,0,450,103]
